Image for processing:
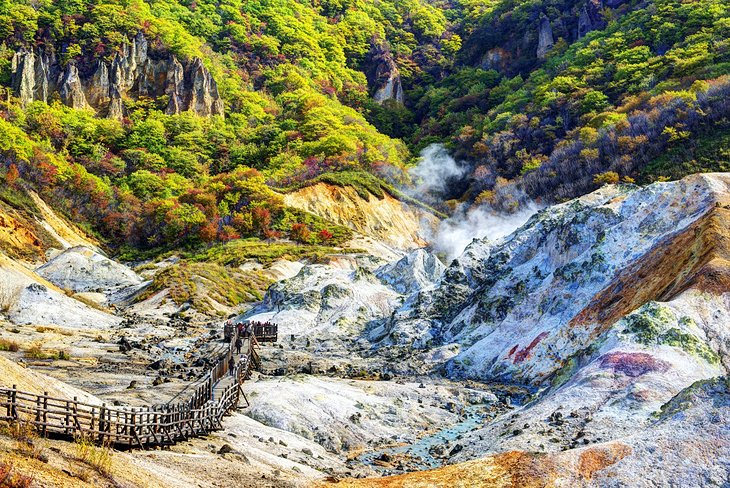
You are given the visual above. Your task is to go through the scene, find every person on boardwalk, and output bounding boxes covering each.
[229,356,235,376]
[235,335,242,355]
[224,319,233,342]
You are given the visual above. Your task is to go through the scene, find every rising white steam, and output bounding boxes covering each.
[410,144,539,261]
[431,203,538,261]
[409,144,468,197]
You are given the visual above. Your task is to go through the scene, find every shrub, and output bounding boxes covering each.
[318,229,333,242]
[0,462,33,488]
[24,343,53,360]
[593,171,620,186]
[75,434,112,476]
[5,164,19,187]
[0,339,20,352]
[290,223,311,243]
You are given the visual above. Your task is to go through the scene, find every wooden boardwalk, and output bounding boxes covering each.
[0,324,276,449]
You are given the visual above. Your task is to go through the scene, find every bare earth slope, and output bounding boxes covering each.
[283,183,439,250]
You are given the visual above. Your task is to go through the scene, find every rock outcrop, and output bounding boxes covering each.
[10,32,224,118]
[578,0,605,38]
[387,174,730,383]
[536,13,555,59]
[35,246,143,294]
[245,173,730,485]
[366,44,404,104]
[0,253,121,329]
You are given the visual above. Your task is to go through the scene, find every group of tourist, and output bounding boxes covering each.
[223,319,276,376]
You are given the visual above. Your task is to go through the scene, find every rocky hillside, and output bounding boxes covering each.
[244,173,730,485]
[12,32,223,118]
[0,0,727,260]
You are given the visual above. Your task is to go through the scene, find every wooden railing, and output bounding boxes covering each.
[252,323,278,343]
[0,324,272,449]
[224,322,278,343]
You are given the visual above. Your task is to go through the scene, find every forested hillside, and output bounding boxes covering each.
[0,0,728,254]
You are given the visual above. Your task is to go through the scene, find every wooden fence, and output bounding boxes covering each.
[0,325,271,449]
[224,322,278,344]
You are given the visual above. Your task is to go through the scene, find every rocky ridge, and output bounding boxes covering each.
[11,32,224,118]
[245,173,730,484]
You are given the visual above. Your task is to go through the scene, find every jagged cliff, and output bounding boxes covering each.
[466,0,631,73]
[10,32,224,118]
[365,44,404,105]
[578,0,605,38]
[536,13,555,59]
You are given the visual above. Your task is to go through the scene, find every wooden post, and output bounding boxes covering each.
[35,395,40,425]
[10,386,17,420]
[130,408,135,449]
[72,397,80,433]
[42,392,48,436]
[98,404,106,444]
[5,387,11,418]
[65,400,70,435]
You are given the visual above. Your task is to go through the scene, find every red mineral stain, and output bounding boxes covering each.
[513,332,548,363]
[599,352,670,377]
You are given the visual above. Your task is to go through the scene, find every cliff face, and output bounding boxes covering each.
[536,13,555,59]
[464,0,631,75]
[10,32,224,118]
[578,0,605,38]
[365,44,404,105]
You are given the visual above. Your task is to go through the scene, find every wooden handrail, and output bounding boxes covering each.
[0,322,273,449]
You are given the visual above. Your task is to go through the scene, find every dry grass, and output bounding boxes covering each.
[0,339,19,352]
[0,284,18,315]
[23,342,53,360]
[2,420,36,445]
[74,434,113,477]
[1,419,46,463]
[23,343,70,361]
[0,461,33,488]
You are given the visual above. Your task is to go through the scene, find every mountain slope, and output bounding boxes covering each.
[244,173,729,483]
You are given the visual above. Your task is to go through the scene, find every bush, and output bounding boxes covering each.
[75,434,112,477]
[24,343,49,359]
[593,171,620,186]
[0,339,20,352]
[289,223,311,243]
[0,462,33,488]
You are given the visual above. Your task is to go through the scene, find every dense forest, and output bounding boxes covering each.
[0,0,728,254]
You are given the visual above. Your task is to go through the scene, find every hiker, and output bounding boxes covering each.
[224,319,233,342]
[243,322,252,338]
[235,335,242,355]
[229,356,235,376]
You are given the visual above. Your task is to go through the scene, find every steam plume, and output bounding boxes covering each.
[409,144,539,261]
[409,144,467,198]
[431,203,538,261]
